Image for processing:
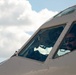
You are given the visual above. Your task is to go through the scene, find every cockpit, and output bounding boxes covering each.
[18,5,76,62]
[18,20,76,62]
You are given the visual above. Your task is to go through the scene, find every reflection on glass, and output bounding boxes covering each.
[18,25,65,62]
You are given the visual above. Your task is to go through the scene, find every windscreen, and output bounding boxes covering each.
[18,24,65,62]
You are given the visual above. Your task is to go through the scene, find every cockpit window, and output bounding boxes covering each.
[53,22,76,58]
[54,6,76,18]
[18,24,65,62]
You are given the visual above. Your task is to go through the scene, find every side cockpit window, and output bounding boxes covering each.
[18,25,65,62]
[54,22,76,58]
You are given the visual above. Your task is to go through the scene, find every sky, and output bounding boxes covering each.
[0,0,76,62]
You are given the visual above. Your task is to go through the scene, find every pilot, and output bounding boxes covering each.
[65,30,76,51]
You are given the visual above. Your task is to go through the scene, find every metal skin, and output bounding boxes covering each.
[0,5,76,75]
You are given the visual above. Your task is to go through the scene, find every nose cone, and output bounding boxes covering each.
[0,56,43,75]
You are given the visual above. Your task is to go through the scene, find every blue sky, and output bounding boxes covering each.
[29,0,76,12]
[0,0,76,62]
